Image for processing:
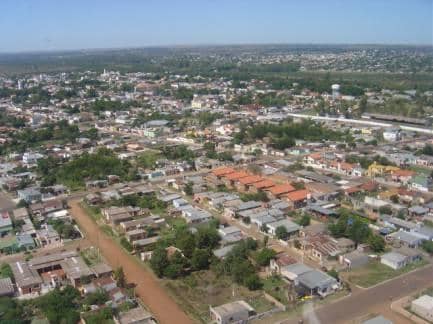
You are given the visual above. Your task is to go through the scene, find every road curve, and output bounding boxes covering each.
[68,199,193,324]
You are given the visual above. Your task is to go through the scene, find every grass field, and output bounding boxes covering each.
[164,270,276,323]
[263,276,289,304]
[346,260,429,288]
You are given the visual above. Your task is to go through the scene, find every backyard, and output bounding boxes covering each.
[344,259,429,288]
[163,270,276,323]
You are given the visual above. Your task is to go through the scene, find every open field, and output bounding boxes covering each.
[345,259,429,288]
[164,270,276,323]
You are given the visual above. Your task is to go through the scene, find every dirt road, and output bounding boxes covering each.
[68,199,193,324]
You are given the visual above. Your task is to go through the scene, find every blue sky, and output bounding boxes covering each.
[0,0,432,52]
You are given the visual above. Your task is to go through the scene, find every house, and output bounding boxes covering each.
[12,207,29,221]
[411,295,433,322]
[209,300,255,324]
[269,253,297,275]
[265,183,295,200]
[391,169,415,184]
[387,230,425,248]
[0,277,14,297]
[133,236,160,251]
[266,219,300,238]
[17,187,42,203]
[235,175,263,192]
[116,306,157,324]
[285,189,310,209]
[218,226,244,246]
[90,262,113,278]
[178,205,212,225]
[10,261,42,295]
[380,248,422,270]
[410,175,433,192]
[249,179,275,193]
[307,205,338,219]
[35,225,61,248]
[213,245,236,260]
[280,263,339,297]
[383,128,402,141]
[0,211,13,236]
[412,226,433,241]
[102,206,144,225]
[297,269,339,297]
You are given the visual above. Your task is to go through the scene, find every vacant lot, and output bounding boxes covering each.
[346,260,429,288]
[164,270,275,323]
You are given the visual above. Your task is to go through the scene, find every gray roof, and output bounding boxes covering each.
[213,245,235,259]
[282,263,312,276]
[308,205,337,216]
[408,206,429,215]
[10,261,42,288]
[211,300,253,318]
[237,201,262,211]
[388,231,424,244]
[0,277,14,296]
[298,270,337,290]
[381,252,406,264]
[118,307,154,324]
[267,219,301,233]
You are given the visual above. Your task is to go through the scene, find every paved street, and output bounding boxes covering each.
[282,263,433,324]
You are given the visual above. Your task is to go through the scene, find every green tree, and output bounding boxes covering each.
[245,274,263,290]
[368,235,385,253]
[255,248,277,267]
[298,214,311,226]
[114,267,127,288]
[184,182,194,196]
[150,247,169,278]
[421,240,433,254]
[37,286,80,324]
[191,249,211,271]
[164,251,188,279]
[195,226,220,250]
[0,263,13,280]
[175,231,196,258]
[275,226,288,240]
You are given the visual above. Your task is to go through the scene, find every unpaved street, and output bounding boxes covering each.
[69,199,193,324]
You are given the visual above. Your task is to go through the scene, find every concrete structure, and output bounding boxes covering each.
[209,300,255,324]
[411,295,433,322]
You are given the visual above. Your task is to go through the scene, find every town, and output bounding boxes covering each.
[0,44,432,324]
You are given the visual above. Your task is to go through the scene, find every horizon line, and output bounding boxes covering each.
[1,41,432,55]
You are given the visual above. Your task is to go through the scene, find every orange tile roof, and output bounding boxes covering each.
[392,169,415,177]
[360,181,378,192]
[267,183,296,196]
[345,186,361,194]
[252,179,276,189]
[212,167,236,177]
[224,171,251,181]
[238,175,263,185]
[285,189,309,202]
[308,153,322,160]
[330,161,355,171]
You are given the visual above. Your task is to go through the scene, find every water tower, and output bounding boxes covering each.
[331,84,340,99]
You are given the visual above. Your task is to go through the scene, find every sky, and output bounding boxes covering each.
[0,0,432,52]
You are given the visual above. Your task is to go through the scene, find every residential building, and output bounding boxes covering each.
[209,300,255,324]
[411,295,433,322]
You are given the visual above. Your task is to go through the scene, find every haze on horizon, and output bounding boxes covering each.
[0,0,432,53]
